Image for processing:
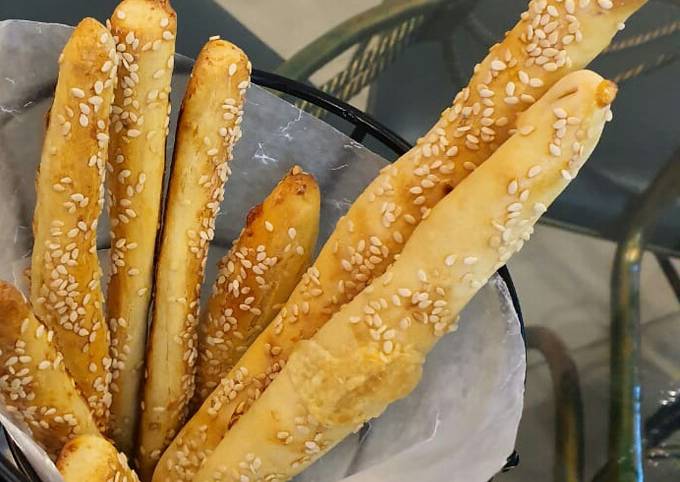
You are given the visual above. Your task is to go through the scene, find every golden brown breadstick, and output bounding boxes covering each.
[57,435,140,482]
[0,281,99,460]
[106,0,177,455]
[194,167,320,405]
[136,38,251,480]
[192,70,617,482]
[154,2,644,479]
[30,17,118,432]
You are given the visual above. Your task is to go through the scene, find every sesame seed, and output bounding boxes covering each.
[417,270,428,282]
[153,69,165,79]
[553,108,567,119]
[463,256,479,265]
[162,31,175,41]
[534,203,547,215]
[70,88,85,98]
[491,59,507,71]
[101,61,113,73]
[116,10,126,19]
[160,17,170,27]
[549,144,561,157]
[505,82,515,96]
[598,0,613,9]
[127,129,141,138]
[519,125,535,136]
[446,146,458,157]
[561,169,573,181]
[264,221,274,232]
[383,340,394,354]
[445,255,456,266]
[79,114,88,127]
[288,228,297,239]
[528,165,542,178]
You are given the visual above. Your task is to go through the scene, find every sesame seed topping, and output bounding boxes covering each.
[70,88,85,98]
[549,144,562,157]
[553,108,567,119]
[534,202,547,215]
[598,0,613,9]
[160,17,170,28]
[561,169,573,181]
[519,125,535,136]
[463,256,479,265]
[528,165,542,178]
[491,59,507,71]
[162,31,175,41]
[116,10,126,19]
[288,228,297,240]
[445,255,456,266]
[264,221,274,232]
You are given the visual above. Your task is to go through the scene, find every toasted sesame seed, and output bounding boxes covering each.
[549,144,562,156]
[534,203,547,215]
[528,165,542,178]
[160,17,170,27]
[288,228,297,240]
[561,169,573,181]
[598,0,613,9]
[445,255,456,267]
[553,107,567,119]
[116,10,126,19]
[463,256,479,265]
[162,31,175,41]
[519,125,535,136]
[417,270,428,282]
[70,87,85,98]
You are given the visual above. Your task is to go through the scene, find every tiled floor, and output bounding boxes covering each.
[217,1,680,481]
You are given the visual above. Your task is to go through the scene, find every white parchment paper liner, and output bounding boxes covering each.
[0,20,525,482]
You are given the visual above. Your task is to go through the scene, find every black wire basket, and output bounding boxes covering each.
[1,69,525,482]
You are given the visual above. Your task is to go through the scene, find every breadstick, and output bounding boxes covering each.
[57,435,140,482]
[154,1,644,479]
[106,0,177,455]
[136,38,251,480]
[0,281,99,460]
[194,167,320,405]
[192,70,617,482]
[30,17,118,432]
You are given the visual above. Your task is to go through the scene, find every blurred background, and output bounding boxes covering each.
[1,0,680,480]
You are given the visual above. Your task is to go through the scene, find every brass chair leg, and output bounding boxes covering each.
[527,326,585,482]
[594,149,680,482]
